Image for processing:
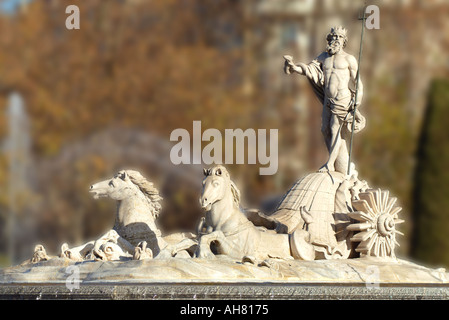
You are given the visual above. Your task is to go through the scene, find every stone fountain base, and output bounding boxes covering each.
[1,256,448,299]
[1,282,449,300]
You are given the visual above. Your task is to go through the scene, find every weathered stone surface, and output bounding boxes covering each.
[1,256,447,284]
[1,257,449,300]
[1,282,449,300]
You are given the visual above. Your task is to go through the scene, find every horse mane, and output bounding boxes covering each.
[121,170,163,219]
[230,180,241,208]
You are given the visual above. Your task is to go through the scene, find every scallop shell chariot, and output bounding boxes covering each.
[267,171,403,260]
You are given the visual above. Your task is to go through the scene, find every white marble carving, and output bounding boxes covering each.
[15,25,420,288]
[31,170,196,263]
[195,165,315,262]
[284,26,366,175]
[348,189,404,258]
[280,26,403,260]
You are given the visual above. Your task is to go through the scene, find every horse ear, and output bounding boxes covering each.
[120,171,129,181]
[216,168,222,176]
[203,168,208,176]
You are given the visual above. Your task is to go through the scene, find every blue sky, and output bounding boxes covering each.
[0,0,33,14]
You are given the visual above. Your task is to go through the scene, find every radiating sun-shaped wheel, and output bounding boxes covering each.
[347,189,404,258]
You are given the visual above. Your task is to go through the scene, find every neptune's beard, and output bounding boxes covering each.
[326,40,343,55]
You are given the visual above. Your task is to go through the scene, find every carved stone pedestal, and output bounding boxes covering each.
[1,282,449,300]
[1,256,448,300]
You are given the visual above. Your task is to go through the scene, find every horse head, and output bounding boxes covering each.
[89,170,138,201]
[89,170,162,232]
[200,165,240,211]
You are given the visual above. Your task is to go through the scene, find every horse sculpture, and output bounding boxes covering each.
[195,165,315,262]
[40,169,196,262]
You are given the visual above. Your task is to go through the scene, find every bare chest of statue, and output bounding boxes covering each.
[321,53,351,99]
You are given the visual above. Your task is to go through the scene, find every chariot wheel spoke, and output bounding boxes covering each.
[348,189,402,258]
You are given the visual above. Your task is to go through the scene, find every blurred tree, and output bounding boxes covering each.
[0,0,271,256]
[0,0,448,261]
[411,79,449,268]
[0,0,257,154]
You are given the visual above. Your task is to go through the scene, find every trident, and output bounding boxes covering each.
[347,7,367,176]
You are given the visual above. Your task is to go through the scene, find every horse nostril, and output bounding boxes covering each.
[204,198,207,202]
